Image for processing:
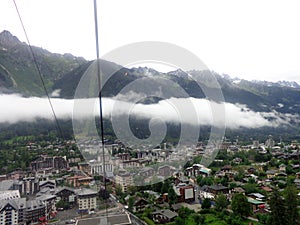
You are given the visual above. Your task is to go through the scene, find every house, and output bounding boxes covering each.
[184,164,211,177]
[260,186,273,192]
[294,179,300,189]
[199,185,214,199]
[54,187,76,205]
[247,198,265,211]
[247,167,257,174]
[232,187,245,194]
[207,184,229,195]
[152,209,178,224]
[248,193,266,201]
[254,205,270,214]
[279,164,286,172]
[133,198,148,212]
[221,165,232,172]
[266,170,277,179]
[39,180,56,190]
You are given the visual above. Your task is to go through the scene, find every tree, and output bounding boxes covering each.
[192,213,205,225]
[175,216,185,225]
[201,198,211,209]
[284,185,299,225]
[128,196,134,211]
[55,200,70,210]
[115,184,123,197]
[168,186,177,205]
[215,194,228,211]
[231,193,251,217]
[99,188,109,200]
[257,214,270,225]
[268,189,287,225]
[162,180,170,194]
[178,207,194,219]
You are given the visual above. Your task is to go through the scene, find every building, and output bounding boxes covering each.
[78,162,91,175]
[0,198,26,225]
[39,180,56,190]
[207,184,229,195]
[76,188,98,212]
[173,183,195,203]
[36,194,57,220]
[66,176,94,187]
[25,199,46,224]
[30,155,69,172]
[76,213,132,225]
[89,159,114,176]
[0,190,20,201]
[115,170,133,193]
[16,177,40,195]
[152,209,178,224]
[184,164,211,177]
[54,187,76,206]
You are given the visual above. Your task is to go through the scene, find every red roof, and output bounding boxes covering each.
[261,186,272,192]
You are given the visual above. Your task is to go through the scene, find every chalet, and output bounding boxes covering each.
[199,185,214,199]
[260,186,273,192]
[279,164,286,172]
[133,198,149,212]
[152,209,178,224]
[247,198,265,211]
[39,180,56,190]
[232,187,245,194]
[266,170,277,179]
[207,184,229,195]
[184,164,211,177]
[221,165,232,172]
[248,193,266,201]
[254,205,270,214]
[54,187,76,205]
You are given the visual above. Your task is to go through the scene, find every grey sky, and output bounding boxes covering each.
[1,0,300,83]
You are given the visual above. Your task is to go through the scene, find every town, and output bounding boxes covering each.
[0,135,299,225]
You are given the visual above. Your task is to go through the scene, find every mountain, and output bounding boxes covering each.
[1,30,300,116]
[0,30,86,95]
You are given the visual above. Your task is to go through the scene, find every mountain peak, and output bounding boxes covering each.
[0,30,22,48]
[167,68,189,79]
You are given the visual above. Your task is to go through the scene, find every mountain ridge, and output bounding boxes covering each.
[1,30,300,116]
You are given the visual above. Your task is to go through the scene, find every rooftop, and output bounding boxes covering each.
[77,213,131,225]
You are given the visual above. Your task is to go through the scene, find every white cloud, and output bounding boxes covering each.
[0,94,298,129]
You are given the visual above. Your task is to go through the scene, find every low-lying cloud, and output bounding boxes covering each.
[0,94,298,129]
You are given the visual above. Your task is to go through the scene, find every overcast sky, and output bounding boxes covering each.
[1,0,300,83]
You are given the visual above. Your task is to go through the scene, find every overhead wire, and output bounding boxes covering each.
[12,0,64,139]
[93,0,109,218]
[13,0,109,221]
